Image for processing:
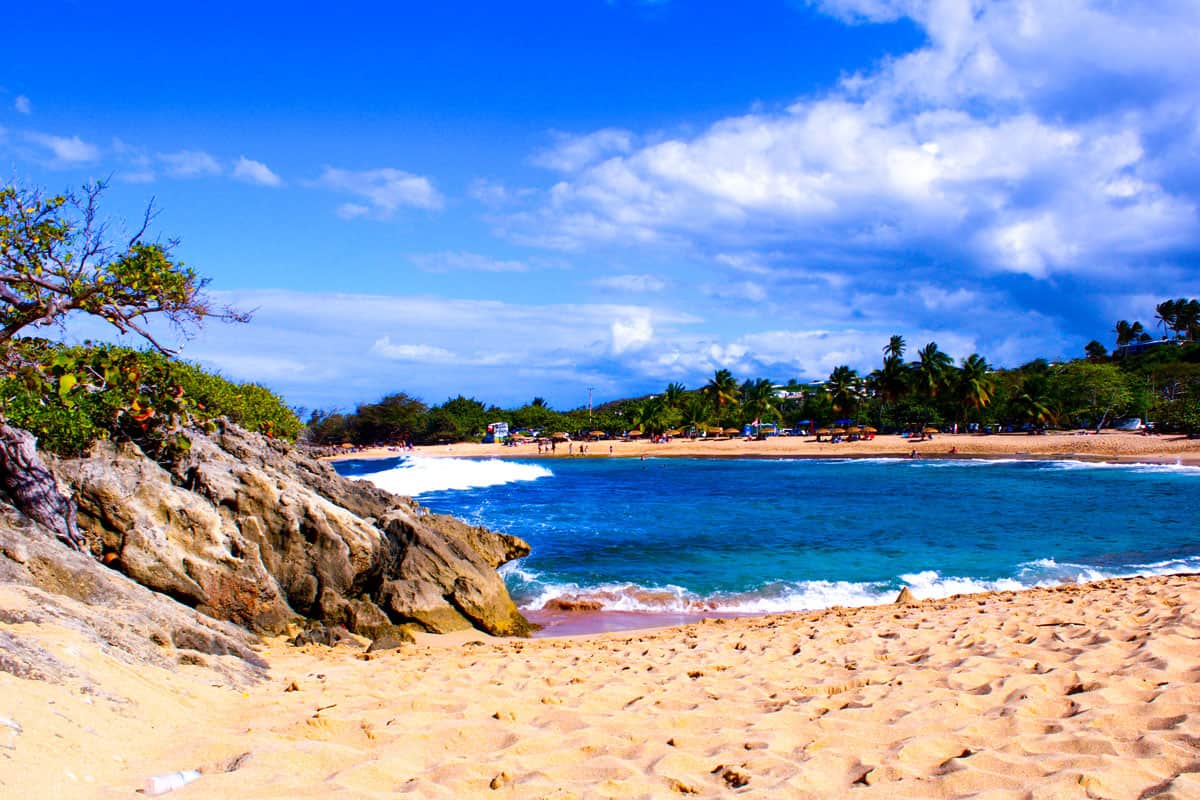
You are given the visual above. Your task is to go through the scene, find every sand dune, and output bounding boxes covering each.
[4,575,1200,798]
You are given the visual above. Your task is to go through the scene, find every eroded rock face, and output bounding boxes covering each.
[0,505,267,688]
[51,424,533,638]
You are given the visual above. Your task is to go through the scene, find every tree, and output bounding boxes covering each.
[914,341,953,401]
[1155,299,1178,340]
[0,182,246,551]
[353,393,428,443]
[1085,340,1108,361]
[882,334,906,363]
[662,382,688,409]
[827,365,861,417]
[955,353,995,423]
[702,369,740,420]
[740,378,779,426]
[1053,362,1135,432]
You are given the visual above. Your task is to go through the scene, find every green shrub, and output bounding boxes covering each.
[1,340,301,457]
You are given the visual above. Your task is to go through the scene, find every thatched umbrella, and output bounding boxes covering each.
[923,427,939,434]
[724,427,742,437]
[815,427,831,441]
[627,429,643,438]
[590,430,606,439]
[664,429,682,437]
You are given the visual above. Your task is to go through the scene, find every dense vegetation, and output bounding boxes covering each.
[309,299,1200,446]
[1,339,302,457]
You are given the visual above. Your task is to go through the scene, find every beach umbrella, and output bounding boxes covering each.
[724,427,741,435]
[863,426,878,433]
[628,429,643,437]
[340,442,354,450]
[590,430,606,438]
[664,429,682,437]
[831,427,846,435]
[847,426,862,433]
[816,428,831,435]
[923,427,939,434]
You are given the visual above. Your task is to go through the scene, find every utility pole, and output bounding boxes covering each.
[587,386,594,422]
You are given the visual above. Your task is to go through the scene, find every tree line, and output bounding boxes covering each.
[308,306,1200,447]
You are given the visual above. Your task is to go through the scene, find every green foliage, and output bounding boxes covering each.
[0,340,300,457]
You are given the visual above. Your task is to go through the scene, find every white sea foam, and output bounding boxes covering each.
[351,456,553,496]
[1037,459,1200,475]
[508,559,1200,616]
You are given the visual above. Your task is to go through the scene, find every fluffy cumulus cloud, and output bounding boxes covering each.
[25,132,99,164]
[316,166,443,217]
[232,156,283,187]
[512,0,1200,323]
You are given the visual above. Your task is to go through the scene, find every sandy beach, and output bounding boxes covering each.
[333,430,1200,466]
[3,574,1199,798]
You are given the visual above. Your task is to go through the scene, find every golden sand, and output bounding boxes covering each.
[3,575,1200,798]
[335,430,1200,466]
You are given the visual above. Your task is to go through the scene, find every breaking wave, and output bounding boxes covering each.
[349,456,553,497]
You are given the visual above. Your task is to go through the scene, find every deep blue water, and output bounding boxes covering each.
[334,455,1200,614]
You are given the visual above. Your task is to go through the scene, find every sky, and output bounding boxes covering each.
[4,0,1199,413]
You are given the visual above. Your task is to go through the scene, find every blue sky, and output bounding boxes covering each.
[4,1,1199,413]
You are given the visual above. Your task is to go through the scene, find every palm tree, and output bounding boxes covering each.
[630,395,676,436]
[914,341,953,401]
[1176,298,1200,342]
[679,395,712,437]
[663,382,687,409]
[827,365,861,416]
[1155,299,1178,340]
[741,378,779,426]
[956,354,995,423]
[702,369,740,419]
[882,334,906,363]
[1113,320,1144,348]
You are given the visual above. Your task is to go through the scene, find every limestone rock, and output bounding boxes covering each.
[51,423,533,638]
[895,587,915,604]
[0,504,266,689]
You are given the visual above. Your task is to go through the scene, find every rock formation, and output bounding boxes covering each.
[0,503,267,689]
[45,423,533,639]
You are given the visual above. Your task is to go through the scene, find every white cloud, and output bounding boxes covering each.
[158,149,222,178]
[13,95,31,115]
[370,338,457,362]
[316,166,443,217]
[510,2,1200,283]
[26,132,99,163]
[411,251,529,273]
[533,128,634,172]
[611,312,654,354]
[593,273,668,292]
[232,156,283,187]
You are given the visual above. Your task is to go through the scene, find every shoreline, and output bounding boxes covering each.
[324,430,1200,467]
[325,431,1200,638]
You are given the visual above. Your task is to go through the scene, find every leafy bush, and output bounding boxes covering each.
[0,340,300,457]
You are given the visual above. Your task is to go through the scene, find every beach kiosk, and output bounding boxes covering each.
[484,421,510,444]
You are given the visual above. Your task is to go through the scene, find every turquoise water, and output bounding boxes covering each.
[335,456,1200,615]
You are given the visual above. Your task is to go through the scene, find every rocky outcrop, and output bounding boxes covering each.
[50,423,533,639]
[0,504,267,688]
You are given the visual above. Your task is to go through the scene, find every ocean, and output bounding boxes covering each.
[334,455,1200,632]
